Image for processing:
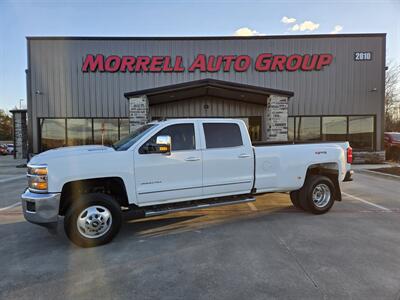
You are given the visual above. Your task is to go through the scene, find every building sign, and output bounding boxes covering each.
[354,51,372,61]
[82,53,333,73]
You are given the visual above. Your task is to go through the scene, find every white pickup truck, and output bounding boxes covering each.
[22,119,353,247]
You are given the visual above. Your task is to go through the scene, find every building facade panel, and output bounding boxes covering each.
[27,34,385,153]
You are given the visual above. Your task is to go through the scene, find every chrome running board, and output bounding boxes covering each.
[144,196,256,218]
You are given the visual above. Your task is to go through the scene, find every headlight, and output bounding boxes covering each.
[27,165,48,192]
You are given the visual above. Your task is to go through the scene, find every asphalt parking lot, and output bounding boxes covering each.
[1,155,400,299]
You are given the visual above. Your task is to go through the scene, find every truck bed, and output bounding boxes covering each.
[253,141,350,194]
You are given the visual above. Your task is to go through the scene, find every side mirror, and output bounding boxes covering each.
[155,135,171,154]
[141,135,172,154]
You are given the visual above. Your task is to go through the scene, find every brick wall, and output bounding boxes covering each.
[353,151,386,164]
[11,110,28,159]
[129,96,149,133]
[266,95,289,141]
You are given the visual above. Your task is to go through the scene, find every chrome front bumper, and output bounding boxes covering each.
[21,189,61,228]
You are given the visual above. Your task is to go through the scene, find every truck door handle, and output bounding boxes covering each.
[238,153,251,158]
[185,157,200,161]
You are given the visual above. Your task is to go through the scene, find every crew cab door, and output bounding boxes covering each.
[201,121,254,197]
[133,122,203,205]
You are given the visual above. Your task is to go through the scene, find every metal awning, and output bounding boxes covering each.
[124,78,294,106]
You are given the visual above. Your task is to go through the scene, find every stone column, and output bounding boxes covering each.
[129,95,149,133]
[265,95,289,142]
[9,109,28,159]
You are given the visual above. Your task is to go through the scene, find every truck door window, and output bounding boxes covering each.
[140,123,195,153]
[203,123,243,149]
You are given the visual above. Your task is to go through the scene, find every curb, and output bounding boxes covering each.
[355,169,400,181]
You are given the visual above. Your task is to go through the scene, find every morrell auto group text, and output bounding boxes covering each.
[82,53,333,73]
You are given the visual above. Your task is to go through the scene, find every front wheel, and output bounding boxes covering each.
[299,175,335,214]
[64,193,122,247]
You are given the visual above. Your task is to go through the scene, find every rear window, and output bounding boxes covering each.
[203,123,243,149]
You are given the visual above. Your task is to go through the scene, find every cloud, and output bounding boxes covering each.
[330,25,343,34]
[291,20,320,32]
[234,27,264,36]
[281,16,296,24]
[291,24,300,31]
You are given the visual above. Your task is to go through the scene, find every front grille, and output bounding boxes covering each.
[26,201,36,212]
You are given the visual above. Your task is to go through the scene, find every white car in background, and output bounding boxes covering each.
[6,144,14,155]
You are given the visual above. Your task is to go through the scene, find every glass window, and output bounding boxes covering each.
[93,119,119,146]
[114,124,156,151]
[119,119,130,139]
[288,117,295,141]
[203,123,243,149]
[40,119,66,151]
[349,116,374,151]
[140,123,195,153]
[296,117,321,141]
[322,117,347,141]
[67,119,93,146]
[249,116,262,142]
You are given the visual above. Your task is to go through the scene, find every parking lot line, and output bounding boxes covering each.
[0,175,26,184]
[342,192,391,212]
[0,202,21,211]
[247,202,258,211]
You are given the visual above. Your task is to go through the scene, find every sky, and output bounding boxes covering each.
[0,0,399,112]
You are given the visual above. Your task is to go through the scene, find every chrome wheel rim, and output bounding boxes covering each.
[77,205,112,239]
[312,183,331,208]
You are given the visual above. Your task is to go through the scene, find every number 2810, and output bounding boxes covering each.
[354,52,372,61]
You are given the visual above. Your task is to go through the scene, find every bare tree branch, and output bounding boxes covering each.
[385,61,400,131]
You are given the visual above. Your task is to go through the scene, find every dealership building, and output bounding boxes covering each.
[25,33,386,161]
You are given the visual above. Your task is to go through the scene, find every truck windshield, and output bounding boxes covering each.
[113,124,156,151]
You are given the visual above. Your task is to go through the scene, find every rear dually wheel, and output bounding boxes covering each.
[299,175,336,214]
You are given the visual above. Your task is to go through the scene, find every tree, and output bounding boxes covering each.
[385,62,400,132]
[0,109,13,140]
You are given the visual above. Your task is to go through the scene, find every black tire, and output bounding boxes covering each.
[289,190,304,210]
[64,193,122,247]
[299,175,335,215]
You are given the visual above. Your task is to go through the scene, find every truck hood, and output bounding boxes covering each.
[29,145,114,164]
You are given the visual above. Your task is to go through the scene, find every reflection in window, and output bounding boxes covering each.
[203,123,243,148]
[119,119,130,139]
[322,117,347,141]
[40,119,66,151]
[349,116,374,151]
[296,117,321,141]
[93,119,119,146]
[249,116,262,142]
[288,117,295,141]
[67,119,93,146]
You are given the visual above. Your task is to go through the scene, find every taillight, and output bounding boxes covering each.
[347,146,353,164]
